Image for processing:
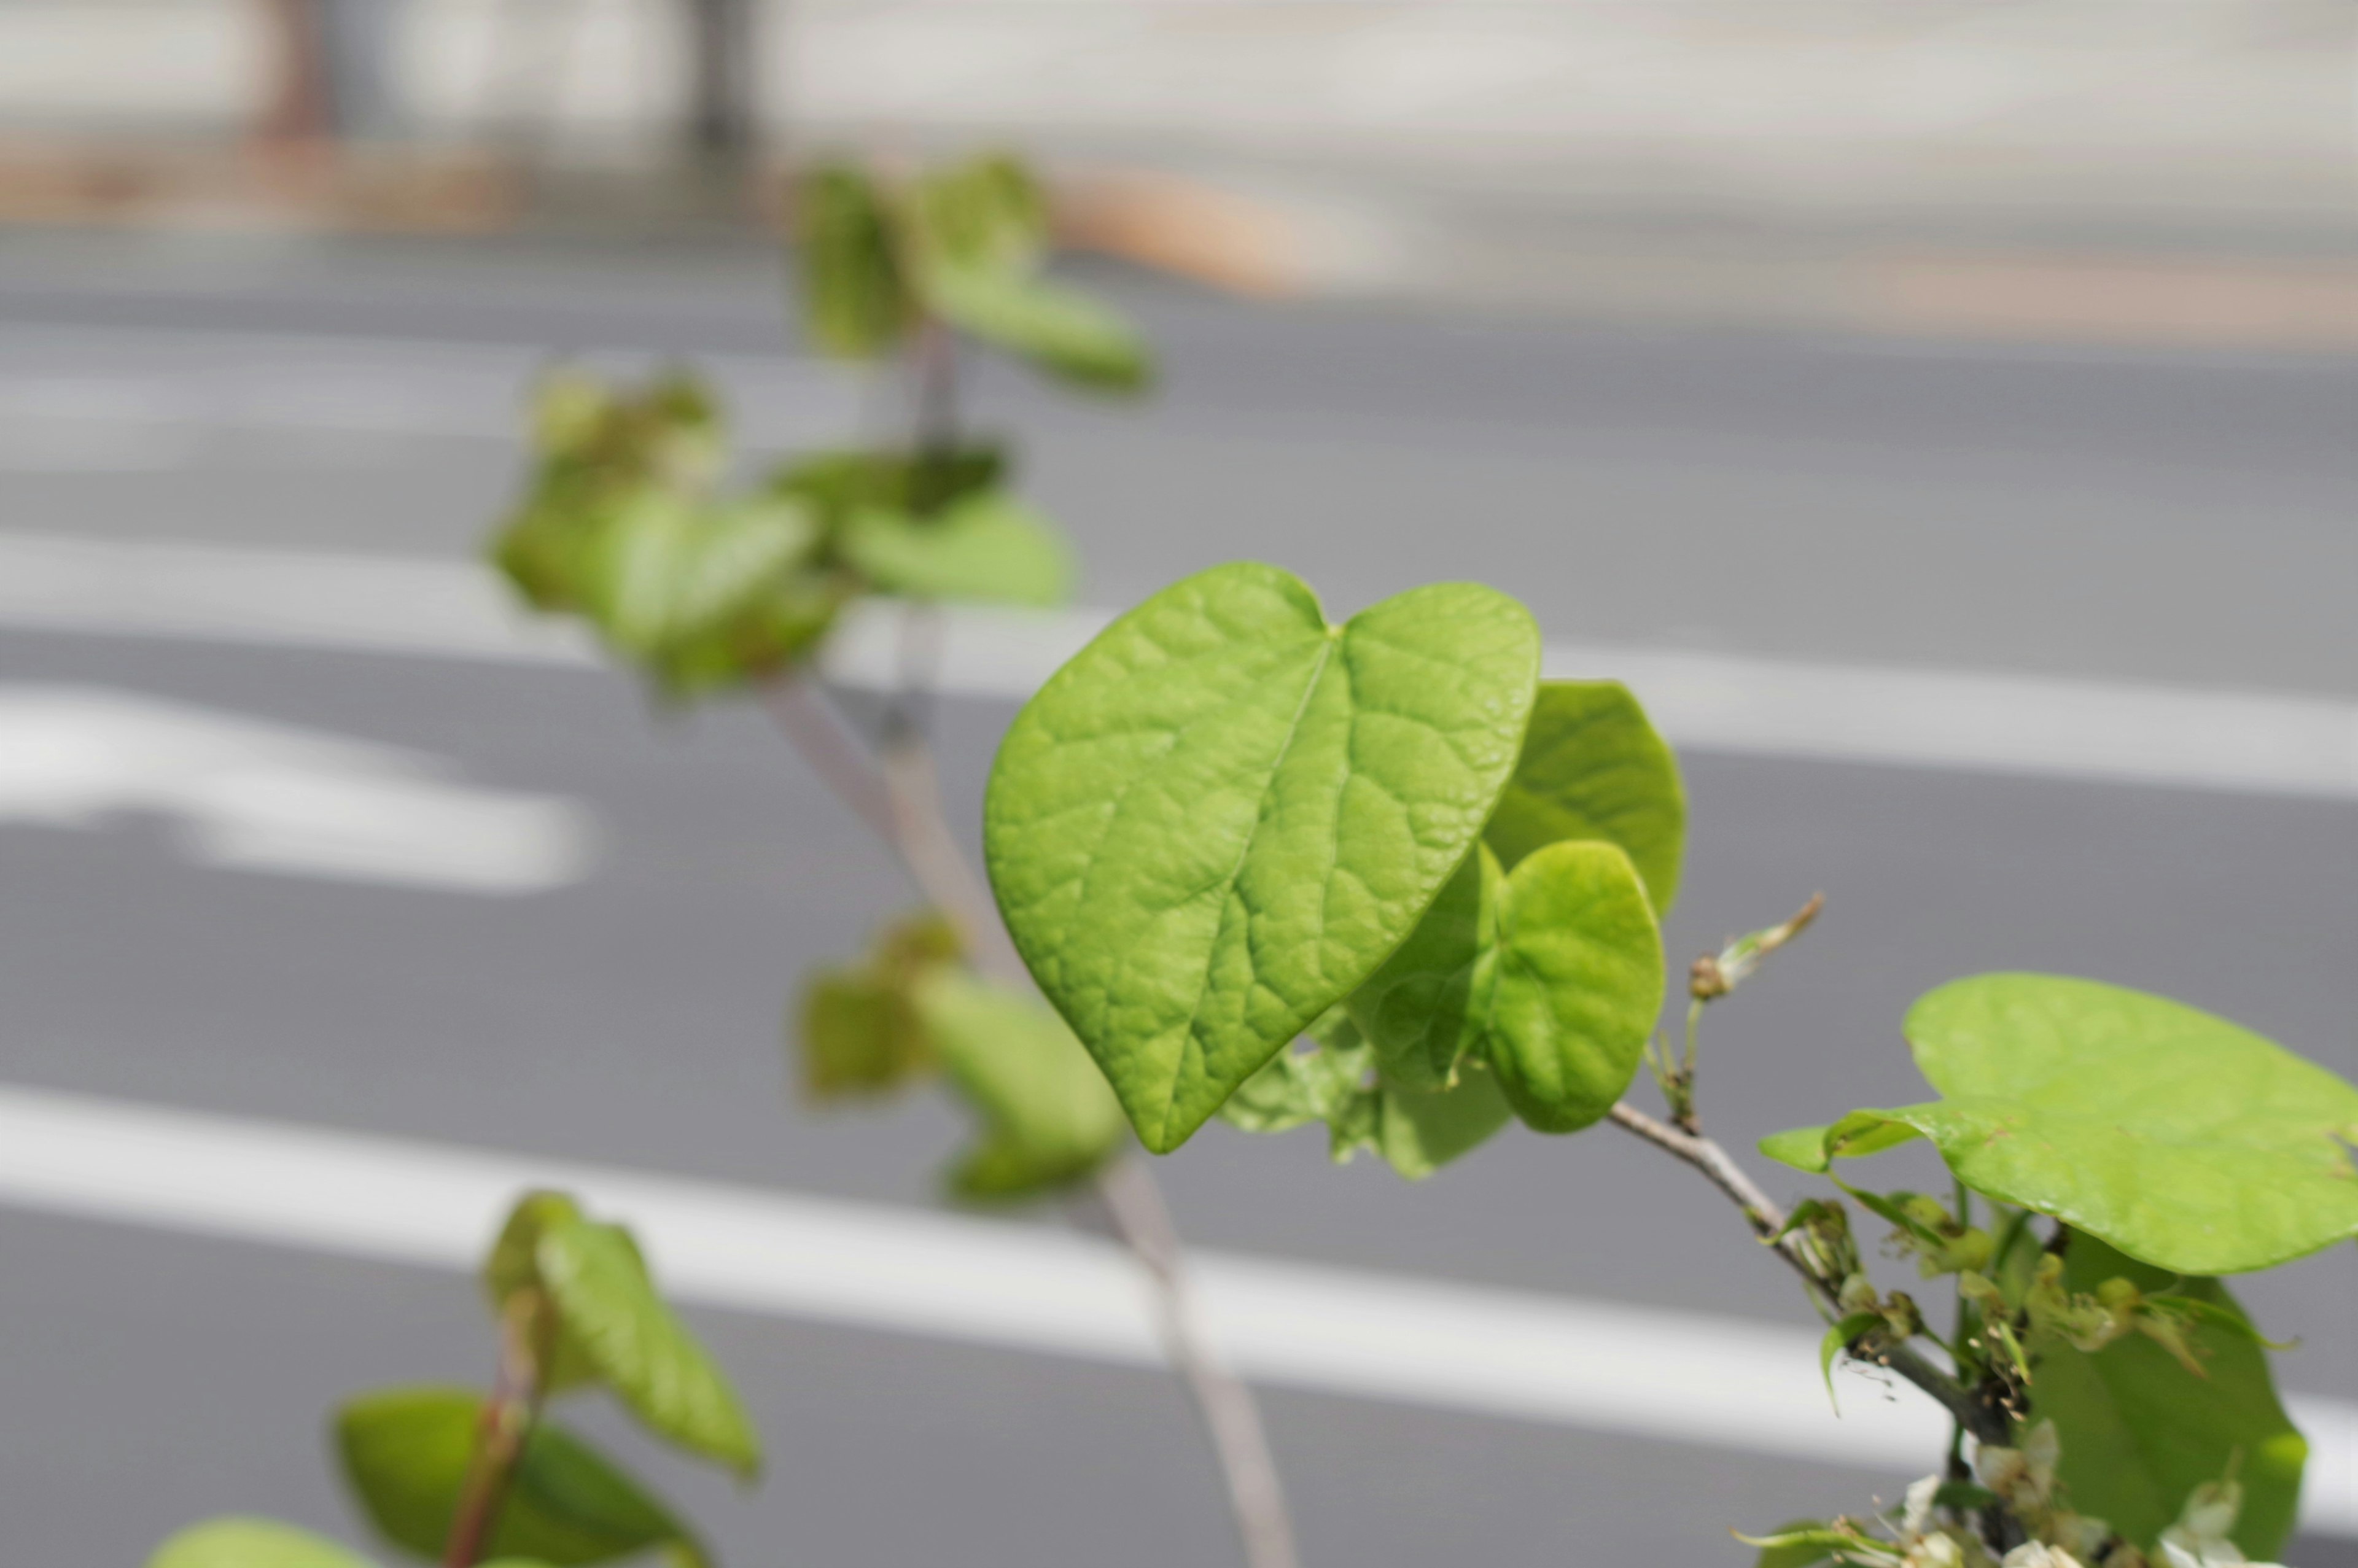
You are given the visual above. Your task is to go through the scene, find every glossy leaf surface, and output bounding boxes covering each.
[2031,1233,2305,1558]
[985,563,1541,1151]
[150,1519,376,1568]
[1761,975,2358,1273]
[841,493,1073,607]
[335,1387,704,1567]
[1482,680,1686,913]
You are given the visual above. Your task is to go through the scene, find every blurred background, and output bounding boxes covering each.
[0,1,2351,1564]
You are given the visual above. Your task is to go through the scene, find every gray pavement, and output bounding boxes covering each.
[0,236,2352,1564]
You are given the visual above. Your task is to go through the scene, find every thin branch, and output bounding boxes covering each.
[758,671,1301,1568]
[1606,1101,2006,1444]
[1088,1160,1302,1568]
[443,1293,547,1567]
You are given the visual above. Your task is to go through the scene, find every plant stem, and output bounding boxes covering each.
[758,672,1301,1568]
[442,1294,547,1568]
[1606,1101,2009,1445]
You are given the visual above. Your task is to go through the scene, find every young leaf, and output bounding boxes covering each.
[920,265,1152,394]
[796,163,911,359]
[1376,1063,1514,1179]
[1758,974,2358,1275]
[2028,1232,2307,1559]
[1745,1522,1846,1568]
[585,493,818,665]
[908,153,1050,277]
[1345,843,1498,1091]
[335,1387,708,1567]
[532,1217,763,1476]
[483,1190,601,1393]
[793,910,962,1098]
[1218,1020,1372,1136]
[912,968,1129,1200]
[1482,680,1686,914]
[770,444,1006,526]
[150,1519,377,1568]
[984,562,1542,1152]
[1480,840,1663,1134]
[840,492,1075,607]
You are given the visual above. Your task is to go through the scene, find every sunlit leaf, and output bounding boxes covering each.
[984,562,1541,1152]
[921,266,1151,394]
[841,492,1074,607]
[149,1518,376,1568]
[1483,680,1685,914]
[335,1386,706,1567]
[532,1219,761,1476]
[914,968,1127,1200]
[1760,975,2358,1275]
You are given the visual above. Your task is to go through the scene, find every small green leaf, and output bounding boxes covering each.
[770,445,1006,526]
[483,1190,599,1393]
[921,266,1151,394]
[1818,1313,1881,1407]
[794,912,963,1099]
[1743,1521,1848,1568]
[1484,680,1686,914]
[914,968,1127,1200]
[1218,1019,1372,1135]
[1345,843,1498,1091]
[586,493,817,662]
[1481,840,1664,1134]
[1758,1124,1834,1172]
[150,1519,376,1568]
[841,492,1074,607]
[908,152,1049,277]
[533,1218,763,1476]
[335,1387,707,1567]
[985,563,1542,1152]
[2030,1231,2306,1559]
[1764,975,2358,1274]
[796,163,912,359]
[1376,1064,1513,1179]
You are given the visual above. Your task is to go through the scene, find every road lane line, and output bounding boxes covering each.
[0,1081,2348,1531]
[3,530,2351,800]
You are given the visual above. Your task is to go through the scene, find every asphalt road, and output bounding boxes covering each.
[0,232,2351,1566]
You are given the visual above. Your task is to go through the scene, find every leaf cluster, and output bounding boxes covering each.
[796,911,1129,1201]
[153,1192,761,1568]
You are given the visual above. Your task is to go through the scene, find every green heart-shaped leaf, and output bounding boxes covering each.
[985,563,1541,1151]
[150,1519,376,1568]
[1761,974,2358,1274]
[1483,680,1685,914]
[922,266,1151,394]
[2031,1232,2306,1559]
[335,1386,707,1567]
[1347,840,1662,1133]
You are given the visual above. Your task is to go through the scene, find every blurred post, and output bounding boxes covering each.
[684,0,760,166]
[255,0,333,148]
[256,0,405,149]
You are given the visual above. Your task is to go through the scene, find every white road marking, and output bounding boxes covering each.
[0,1081,2345,1532]
[0,685,591,893]
[4,529,2352,801]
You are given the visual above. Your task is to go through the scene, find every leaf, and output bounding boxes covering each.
[1376,1063,1513,1179]
[532,1217,763,1476]
[793,910,962,1098]
[483,1191,600,1394]
[1484,680,1686,914]
[770,445,1006,526]
[335,1387,707,1567]
[841,492,1075,607]
[1479,840,1664,1133]
[1819,1313,1881,1408]
[1345,842,1498,1090]
[984,562,1542,1152]
[1759,974,2358,1274]
[1218,1018,1372,1135]
[796,163,911,359]
[920,265,1152,394]
[914,968,1128,1200]
[908,152,1049,277]
[150,1518,378,1568]
[586,493,818,662]
[2029,1232,2306,1559]
[1745,1521,1849,1568]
